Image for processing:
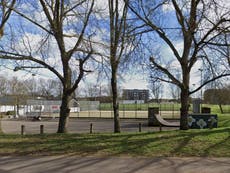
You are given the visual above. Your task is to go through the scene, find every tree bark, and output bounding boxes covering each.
[218,103,224,114]
[57,92,71,133]
[111,68,120,133]
[180,88,190,130]
[0,116,2,133]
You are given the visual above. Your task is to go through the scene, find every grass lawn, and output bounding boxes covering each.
[0,128,229,157]
[0,114,229,157]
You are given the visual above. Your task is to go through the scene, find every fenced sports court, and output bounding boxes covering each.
[40,102,182,119]
[46,110,180,119]
[42,102,230,119]
[1,98,229,119]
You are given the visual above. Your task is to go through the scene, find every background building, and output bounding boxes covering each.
[122,89,149,103]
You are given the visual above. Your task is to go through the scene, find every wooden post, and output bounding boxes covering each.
[159,125,162,132]
[139,123,142,132]
[21,125,25,135]
[90,123,93,134]
[40,125,44,134]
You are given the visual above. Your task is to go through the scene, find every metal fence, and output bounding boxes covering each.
[2,100,229,119]
[66,102,230,119]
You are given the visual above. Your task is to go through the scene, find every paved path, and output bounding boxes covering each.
[1,118,179,134]
[0,156,229,173]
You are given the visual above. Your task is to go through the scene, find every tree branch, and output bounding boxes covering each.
[127,1,182,61]
[150,57,182,87]
[0,51,64,83]
[0,0,16,36]
[69,51,93,94]
[67,0,94,59]
[190,73,230,95]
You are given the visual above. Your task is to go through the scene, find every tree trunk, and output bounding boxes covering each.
[111,69,121,133]
[0,116,2,133]
[180,88,190,130]
[57,93,71,133]
[218,103,224,114]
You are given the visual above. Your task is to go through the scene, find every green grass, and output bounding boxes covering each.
[204,104,230,114]
[0,128,229,157]
[218,115,230,127]
[0,107,229,157]
[0,114,229,157]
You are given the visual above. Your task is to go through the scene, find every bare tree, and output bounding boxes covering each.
[0,0,95,133]
[108,0,130,132]
[128,0,230,129]
[148,78,162,103]
[204,80,230,113]
[8,77,28,95]
[0,0,15,37]
[3,77,29,117]
[0,0,16,132]
[169,84,180,101]
[0,75,8,95]
[37,78,62,99]
[81,82,98,98]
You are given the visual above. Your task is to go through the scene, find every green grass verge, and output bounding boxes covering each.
[218,115,230,127]
[0,128,229,157]
[0,111,229,157]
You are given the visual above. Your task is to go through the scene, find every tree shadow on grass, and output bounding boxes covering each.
[169,128,230,157]
[0,128,229,157]
[218,119,230,127]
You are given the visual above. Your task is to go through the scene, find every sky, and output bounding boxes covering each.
[0,0,229,99]
[0,1,151,90]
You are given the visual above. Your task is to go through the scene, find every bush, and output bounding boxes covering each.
[6,111,16,115]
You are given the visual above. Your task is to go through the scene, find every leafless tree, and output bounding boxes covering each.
[204,79,230,113]
[0,0,15,37]
[0,0,95,133]
[148,78,162,103]
[169,84,180,101]
[0,75,8,95]
[0,0,15,132]
[108,0,131,132]
[37,78,62,99]
[128,0,230,129]
[8,77,28,95]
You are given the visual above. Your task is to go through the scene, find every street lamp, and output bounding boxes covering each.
[32,73,36,99]
[198,68,203,100]
[192,84,196,98]
[198,68,203,112]
[13,66,43,100]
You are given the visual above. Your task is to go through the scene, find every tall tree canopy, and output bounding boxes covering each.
[0,0,229,132]
[0,0,96,133]
[128,0,230,129]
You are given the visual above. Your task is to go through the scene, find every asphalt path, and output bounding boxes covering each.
[1,118,179,134]
[0,156,229,173]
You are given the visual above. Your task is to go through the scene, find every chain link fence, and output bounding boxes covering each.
[1,99,229,119]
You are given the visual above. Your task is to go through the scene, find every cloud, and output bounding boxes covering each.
[162,1,174,12]
[94,0,126,19]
